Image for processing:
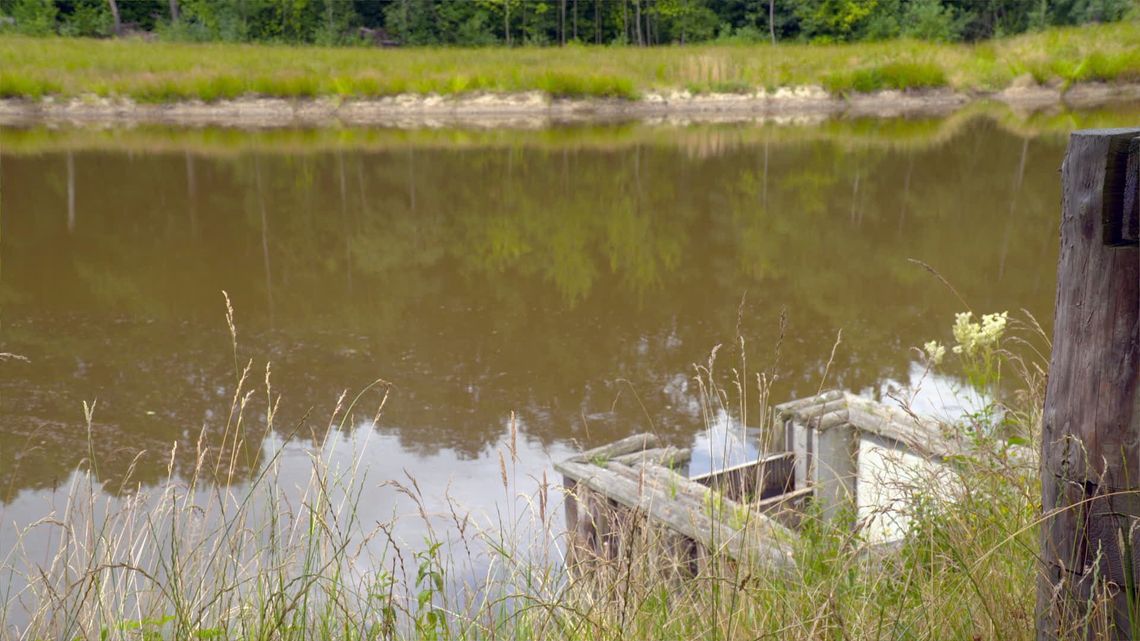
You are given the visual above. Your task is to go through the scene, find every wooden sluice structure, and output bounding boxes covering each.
[555,390,982,576]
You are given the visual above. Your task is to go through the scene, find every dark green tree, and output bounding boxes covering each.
[794,0,879,42]
[58,0,112,36]
[902,0,964,41]
[3,0,58,35]
[655,0,718,43]
[0,0,1131,45]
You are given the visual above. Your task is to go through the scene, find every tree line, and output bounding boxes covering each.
[1,0,1134,45]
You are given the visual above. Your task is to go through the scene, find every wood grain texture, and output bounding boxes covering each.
[577,433,660,461]
[555,456,798,574]
[613,446,690,468]
[1038,127,1140,641]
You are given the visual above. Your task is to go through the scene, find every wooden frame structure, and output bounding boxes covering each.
[556,390,977,576]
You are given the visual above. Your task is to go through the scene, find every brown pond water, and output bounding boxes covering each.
[0,110,1137,598]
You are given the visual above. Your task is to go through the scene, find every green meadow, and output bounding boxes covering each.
[1,20,1138,102]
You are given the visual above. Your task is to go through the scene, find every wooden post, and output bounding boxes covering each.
[1038,128,1140,640]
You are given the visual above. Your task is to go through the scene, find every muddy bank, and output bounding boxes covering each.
[1,82,1138,128]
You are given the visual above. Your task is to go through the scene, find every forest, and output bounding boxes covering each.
[1,0,1134,47]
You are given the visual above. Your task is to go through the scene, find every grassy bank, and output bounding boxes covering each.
[1,21,1138,103]
[0,306,1073,640]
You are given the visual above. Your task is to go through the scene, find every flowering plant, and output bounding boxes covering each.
[924,311,1008,393]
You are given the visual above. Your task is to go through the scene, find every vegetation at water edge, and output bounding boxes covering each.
[1,19,1139,103]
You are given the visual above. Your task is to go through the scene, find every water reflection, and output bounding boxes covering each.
[874,360,990,423]
[1,116,1068,502]
[0,418,575,629]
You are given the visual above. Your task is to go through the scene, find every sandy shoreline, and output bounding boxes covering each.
[1,82,1138,128]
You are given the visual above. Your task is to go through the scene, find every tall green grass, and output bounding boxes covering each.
[824,62,948,95]
[0,21,1138,103]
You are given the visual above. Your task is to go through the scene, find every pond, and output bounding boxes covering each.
[1,106,1137,625]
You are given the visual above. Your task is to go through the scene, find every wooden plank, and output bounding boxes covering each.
[613,446,690,468]
[773,389,843,416]
[557,459,639,562]
[841,393,968,458]
[688,451,792,484]
[845,406,959,460]
[574,433,660,463]
[630,462,799,548]
[606,462,720,522]
[555,457,618,483]
[804,408,849,431]
[689,451,796,502]
[842,393,1032,462]
[562,476,590,568]
[754,486,812,512]
[796,398,849,419]
[563,475,581,540]
[754,486,813,529]
[1038,127,1140,641]
[813,422,858,523]
[558,458,797,574]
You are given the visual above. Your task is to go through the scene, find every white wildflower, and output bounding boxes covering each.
[980,311,1008,344]
[951,312,975,355]
[950,311,1008,357]
[923,340,946,366]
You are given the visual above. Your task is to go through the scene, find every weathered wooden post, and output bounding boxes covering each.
[1038,128,1140,639]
